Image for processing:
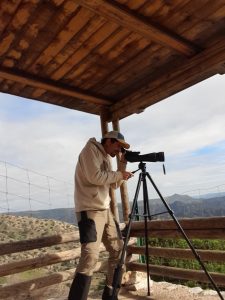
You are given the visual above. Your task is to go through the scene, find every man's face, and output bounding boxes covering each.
[104,139,122,157]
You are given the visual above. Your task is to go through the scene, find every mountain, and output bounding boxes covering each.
[135,194,225,220]
[6,193,225,224]
[194,191,225,199]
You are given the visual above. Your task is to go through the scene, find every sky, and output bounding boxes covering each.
[1,74,225,211]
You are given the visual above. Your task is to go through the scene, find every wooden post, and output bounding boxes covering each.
[112,118,130,223]
[100,109,120,222]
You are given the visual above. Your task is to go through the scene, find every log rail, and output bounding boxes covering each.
[0,217,225,298]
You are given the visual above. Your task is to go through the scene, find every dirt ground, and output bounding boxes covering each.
[88,281,224,300]
[18,271,224,300]
[42,280,224,300]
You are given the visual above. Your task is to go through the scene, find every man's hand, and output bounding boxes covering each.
[121,171,134,180]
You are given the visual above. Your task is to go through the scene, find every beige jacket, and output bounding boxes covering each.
[74,138,126,212]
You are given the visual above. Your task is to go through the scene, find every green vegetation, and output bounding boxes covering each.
[147,237,225,288]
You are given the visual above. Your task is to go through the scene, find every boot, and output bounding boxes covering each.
[102,285,118,300]
[68,272,92,300]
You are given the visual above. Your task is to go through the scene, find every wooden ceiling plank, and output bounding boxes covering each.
[212,4,225,19]
[138,0,167,17]
[78,28,132,89]
[76,31,140,90]
[100,47,177,99]
[0,78,14,94]
[29,19,114,101]
[5,3,56,70]
[91,2,224,97]
[0,67,111,106]
[217,64,225,75]
[51,0,66,6]
[116,0,129,4]
[42,14,105,77]
[75,0,197,56]
[177,2,225,43]
[111,38,225,117]
[0,0,39,58]
[79,33,150,90]
[137,0,191,24]
[30,14,106,100]
[5,4,58,76]
[66,31,148,84]
[9,2,84,98]
[28,5,91,74]
[14,1,76,71]
[54,27,130,86]
[0,0,23,35]
[157,0,211,30]
[158,0,225,43]
[125,0,147,11]
[92,42,162,94]
[51,21,119,81]
[1,0,38,94]
[92,4,211,94]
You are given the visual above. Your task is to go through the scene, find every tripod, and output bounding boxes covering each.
[112,162,224,300]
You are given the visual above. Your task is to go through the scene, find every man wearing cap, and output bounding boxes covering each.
[68,131,133,300]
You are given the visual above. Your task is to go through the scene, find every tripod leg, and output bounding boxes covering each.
[111,173,143,300]
[142,174,151,296]
[146,172,224,300]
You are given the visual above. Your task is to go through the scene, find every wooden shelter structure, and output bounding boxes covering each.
[1,0,225,218]
[1,2,225,298]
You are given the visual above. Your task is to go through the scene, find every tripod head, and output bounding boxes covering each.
[138,162,146,172]
[132,161,166,175]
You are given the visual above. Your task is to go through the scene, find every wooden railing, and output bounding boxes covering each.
[128,217,225,287]
[0,217,225,298]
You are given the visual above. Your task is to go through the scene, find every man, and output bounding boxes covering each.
[68,131,133,300]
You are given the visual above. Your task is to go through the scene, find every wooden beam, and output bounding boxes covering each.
[0,268,75,299]
[217,64,225,75]
[0,260,107,299]
[112,118,130,223]
[0,244,106,277]
[76,0,198,56]
[128,263,225,287]
[130,217,225,230]
[0,249,79,277]
[112,38,225,118]
[0,67,111,106]
[128,246,225,263]
[129,217,225,239]
[0,232,79,256]
[100,109,119,222]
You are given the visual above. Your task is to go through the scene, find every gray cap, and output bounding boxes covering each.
[103,130,130,149]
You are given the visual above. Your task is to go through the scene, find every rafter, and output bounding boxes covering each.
[76,0,198,56]
[111,38,225,119]
[0,67,111,106]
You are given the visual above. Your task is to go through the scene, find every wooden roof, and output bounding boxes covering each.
[0,0,225,121]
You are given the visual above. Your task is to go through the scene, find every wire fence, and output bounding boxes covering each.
[1,160,225,218]
[0,161,74,214]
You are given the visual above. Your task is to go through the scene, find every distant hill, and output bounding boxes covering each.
[0,214,76,245]
[11,207,77,224]
[194,191,225,199]
[135,194,225,220]
[7,193,225,224]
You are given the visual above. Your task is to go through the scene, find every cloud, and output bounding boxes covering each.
[121,74,225,197]
[121,75,225,153]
